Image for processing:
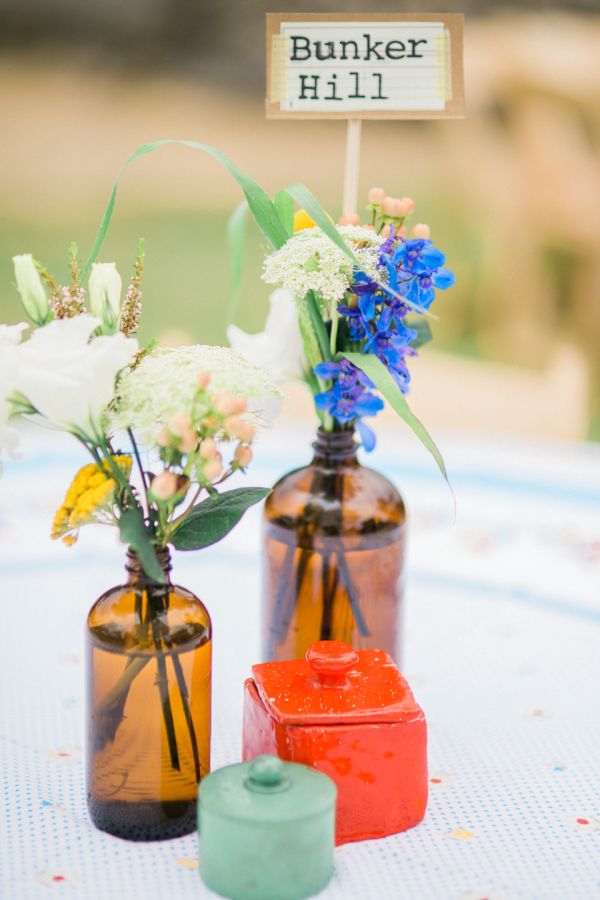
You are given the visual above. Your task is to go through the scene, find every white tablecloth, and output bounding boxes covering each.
[1,424,599,900]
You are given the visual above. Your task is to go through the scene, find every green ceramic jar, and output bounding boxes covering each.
[198,755,336,900]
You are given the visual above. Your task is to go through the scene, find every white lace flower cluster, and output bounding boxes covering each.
[109,345,281,435]
[262,225,385,309]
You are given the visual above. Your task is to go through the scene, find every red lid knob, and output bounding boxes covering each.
[306,641,359,687]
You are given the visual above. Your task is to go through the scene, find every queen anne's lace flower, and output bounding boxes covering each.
[262,225,384,309]
[109,345,281,434]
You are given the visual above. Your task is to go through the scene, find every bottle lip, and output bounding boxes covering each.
[125,546,172,582]
[312,427,357,461]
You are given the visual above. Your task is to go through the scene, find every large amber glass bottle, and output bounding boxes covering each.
[86,548,211,841]
[263,428,406,663]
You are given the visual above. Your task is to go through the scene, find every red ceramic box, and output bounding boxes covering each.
[242,641,428,845]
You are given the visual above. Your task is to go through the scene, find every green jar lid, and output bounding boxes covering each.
[199,754,336,823]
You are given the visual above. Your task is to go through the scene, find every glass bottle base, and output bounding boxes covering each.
[88,796,197,841]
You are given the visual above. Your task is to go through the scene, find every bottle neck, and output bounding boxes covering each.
[125,547,172,587]
[312,427,358,466]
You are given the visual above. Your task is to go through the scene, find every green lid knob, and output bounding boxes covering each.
[247,755,287,792]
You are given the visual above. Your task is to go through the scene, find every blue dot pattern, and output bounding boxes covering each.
[1,427,599,899]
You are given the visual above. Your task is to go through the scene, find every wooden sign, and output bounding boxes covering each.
[266,13,464,120]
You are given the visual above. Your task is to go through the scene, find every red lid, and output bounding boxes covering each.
[252,641,422,726]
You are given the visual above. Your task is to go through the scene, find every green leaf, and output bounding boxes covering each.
[305,290,332,362]
[273,190,295,238]
[409,319,433,349]
[341,351,451,488]
[118,506,166,583]
[170,487,271,551]
[282,183,359,265]
[82,138,288,280]
[226,200,248,326]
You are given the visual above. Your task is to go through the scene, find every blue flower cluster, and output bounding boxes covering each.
[313,234,455,450]
[314,360,383,451]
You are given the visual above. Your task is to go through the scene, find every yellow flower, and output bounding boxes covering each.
[293,209,317,232]
[51,455,131,545]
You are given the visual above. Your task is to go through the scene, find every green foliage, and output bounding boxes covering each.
[118,506,166,583]
[341,350,450,487]
[170,487,271,551]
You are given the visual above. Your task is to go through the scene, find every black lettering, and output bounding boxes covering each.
[371,73,389,100]
[314,41,335,61]
[339,39,359,60]
[298,74,320,100]
[363,33,385,61]
[291,36,311,61]
[407,38,427,58]
[385,40,405,60]
[348,72,366,99]
[325,73,342,101]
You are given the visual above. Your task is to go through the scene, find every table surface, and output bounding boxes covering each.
[1,423,599,900]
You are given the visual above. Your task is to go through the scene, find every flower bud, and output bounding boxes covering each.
[212,390,240,417]
[196,370,211,390]
[168,413,193,437]
[398,226,407,239]
[199,437,218,459]
[401,197,416,214]
[368,187,385,205]
[179,428,198,454]
[150,470,178,501]
[380,224,392,238]
[12,254,51,326]
[412,223,431,239]
[338,213,361,226]
[381,196,400,217]
[88,263,122,334]
[234,445,253,468]
[204,455,223,481]
[156,427,171,448]
[394,199,410,218]
[224,415,255,443]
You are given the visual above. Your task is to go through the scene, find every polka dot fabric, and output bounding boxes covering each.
[1,427,599,899]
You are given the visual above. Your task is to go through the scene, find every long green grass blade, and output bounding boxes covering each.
[341,350,451,490]
[273,190,294,238]
[82,138,288,280]
[282,183,359,265]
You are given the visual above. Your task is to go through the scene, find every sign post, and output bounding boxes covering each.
[266,13,464,216]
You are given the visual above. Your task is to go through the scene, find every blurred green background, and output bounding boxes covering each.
[1,1,599,440]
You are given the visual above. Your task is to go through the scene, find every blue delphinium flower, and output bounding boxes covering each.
[389,239,455,309]
[314,360,383,450]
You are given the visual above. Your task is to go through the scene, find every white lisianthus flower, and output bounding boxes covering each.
[14,315,137,443]
[12,254,51,326]
[0,323,28,464]
[89,263,122,334]
[227,288,307,383]
[262,225,384,309]
[109,344,282,435]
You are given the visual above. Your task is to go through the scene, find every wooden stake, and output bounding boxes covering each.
[342,119,362,219]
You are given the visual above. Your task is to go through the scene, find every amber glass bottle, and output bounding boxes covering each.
[86,548,211,841]
[263,428,406,663]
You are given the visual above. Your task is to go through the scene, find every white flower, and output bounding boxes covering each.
[110,344,282,434]
[12,254,51,326]
[227,288,307,383]
[14,315,137,442]
[88,263,122,334]
[262,225,384,309]
[0,323,28,464]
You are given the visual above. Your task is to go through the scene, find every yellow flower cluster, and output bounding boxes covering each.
[51,456,132,545]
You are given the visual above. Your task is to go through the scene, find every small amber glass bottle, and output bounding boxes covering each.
[263,428,406,663]
[86,548,211,841]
